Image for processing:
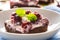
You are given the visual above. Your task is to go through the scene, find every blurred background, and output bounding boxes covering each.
[0,0,60,11]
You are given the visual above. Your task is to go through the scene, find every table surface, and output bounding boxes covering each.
[0,1,10,11]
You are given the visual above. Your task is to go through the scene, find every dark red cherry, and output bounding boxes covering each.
[14,15,22,22]
[26,10,31,14]
[11,12,16,16]
[34,12,42,19]
[22,22,28,28]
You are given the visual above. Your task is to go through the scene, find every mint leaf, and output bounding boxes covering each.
[16,8,26,17]
[26,13,37,21]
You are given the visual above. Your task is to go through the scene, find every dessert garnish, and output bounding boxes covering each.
[16,8,26,17]
[26,13,37,22]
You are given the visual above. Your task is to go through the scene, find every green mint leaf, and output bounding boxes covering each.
[16,8,26,17]
[26,13,37,22]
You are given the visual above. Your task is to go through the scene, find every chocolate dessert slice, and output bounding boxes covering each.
[4,8,49,34]
[10,0,40,8]
[38,0,54,4]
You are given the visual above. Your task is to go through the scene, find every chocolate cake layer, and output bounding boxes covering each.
[4,18,49,33]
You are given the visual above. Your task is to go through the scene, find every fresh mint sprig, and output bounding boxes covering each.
[26,13,37,22]
[16,8,26,17]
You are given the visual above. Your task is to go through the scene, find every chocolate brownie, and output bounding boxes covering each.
[4,8,49,34]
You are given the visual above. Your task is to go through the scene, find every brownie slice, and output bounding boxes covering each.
[4,18,49,34]
[4,10,49,34]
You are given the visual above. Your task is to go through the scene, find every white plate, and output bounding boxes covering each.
[0,8,60,40]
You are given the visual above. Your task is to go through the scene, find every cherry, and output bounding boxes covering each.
[11,12,16,16]
[34,12,42,19]
[14,15,22,22]
[26,10,31,14]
